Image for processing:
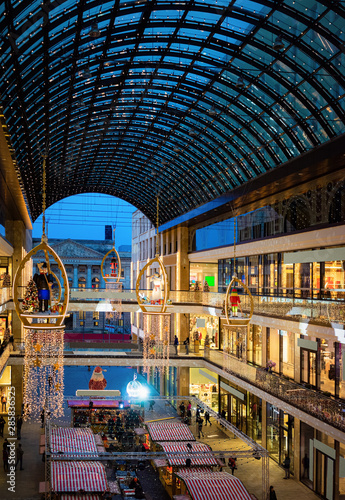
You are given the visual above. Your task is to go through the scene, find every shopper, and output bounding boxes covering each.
[228,457,237,475]
[283,455,290,479]
[179,402,185,418]
[149,400,155,411]
[0,415,5,437]
[3,446,8,472]
[16,443,24,470]
[205,410,211,426]
[198,418,204,438]
[174,335,179,355]
[302,453,309,479]
[40,408,45,428]
[269,485,277,500]
[16,415,23,439]
[184,337,189,355]
[186,407,192,425]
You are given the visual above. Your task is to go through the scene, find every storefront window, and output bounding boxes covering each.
[267,328,280,373]
[266,403,280,463]
[190,262,218,292]
[320,339,335,397]
[267,404,294,472]
[190,315,219,349]
[0,366,11,414]
[247,255,259,295]
[190,368,218,411]
[281,331,295,379]
[247,325,262,366]
[324,260,345,300]
[300,421,313,488]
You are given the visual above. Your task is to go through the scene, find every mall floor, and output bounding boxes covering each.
[0,365,320,500]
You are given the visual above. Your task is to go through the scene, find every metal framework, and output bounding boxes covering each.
[45,395,269,499]
[1,1,345,224]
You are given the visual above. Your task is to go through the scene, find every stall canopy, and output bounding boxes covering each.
[51,461,108,493]
[50,427,98,455]
[158,442,218,467]
[147,422,195,442]
[176,471,252,500]
[68,399,130,409]
[60,496,100,500]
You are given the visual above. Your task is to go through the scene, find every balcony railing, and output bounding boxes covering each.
[215,350,345,432]
[12,286,345,326]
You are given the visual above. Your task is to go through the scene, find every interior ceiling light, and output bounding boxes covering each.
[189,129,197,137]
[89,21,101,38]
[173,147,181,152]
[273,35,284,51]
[208,107,217,116]
[235,77,245,89]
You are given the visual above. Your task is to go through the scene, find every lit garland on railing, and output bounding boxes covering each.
[23,329,64,420]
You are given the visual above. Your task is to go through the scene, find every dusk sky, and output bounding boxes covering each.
[32,194,137,246]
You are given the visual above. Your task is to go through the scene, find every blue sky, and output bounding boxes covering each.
[32,193,137,246]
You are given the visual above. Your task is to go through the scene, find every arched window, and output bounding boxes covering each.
[284,198,311,233]
[92,277,100,289]
[78,277,86,288]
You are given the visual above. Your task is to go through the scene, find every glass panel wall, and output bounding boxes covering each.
[247,324,262,366]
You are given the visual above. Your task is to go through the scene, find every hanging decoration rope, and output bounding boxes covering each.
[135,196,171,374]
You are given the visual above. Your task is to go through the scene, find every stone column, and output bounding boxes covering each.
[73,266,78,288]
[177,367,190,397]
[86,265,92,289]
[294,418,300,480]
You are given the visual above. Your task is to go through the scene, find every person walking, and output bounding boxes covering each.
[283,455,291,479]
[17,415,23,439]
[198,418,204,438]
[269,485,277,500]
[149,400,155,411]
[184,337,189,355]
[3,446,8,472]
[228,457,237,475]
[205,410,211,426]
[302,453,309,479]
[179,401,185,418]
[16,443,24,470]
[174,335,179,355]
[186,407,192,425]
[40,408,45,428]
[0,415,5,437]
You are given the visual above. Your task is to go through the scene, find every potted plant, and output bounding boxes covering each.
[194,331,200,354]
[265,360,276,373]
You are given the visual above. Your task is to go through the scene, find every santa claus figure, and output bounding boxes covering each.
[89,366,107,390]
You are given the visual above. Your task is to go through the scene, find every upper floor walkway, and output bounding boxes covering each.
[5,342,345,445]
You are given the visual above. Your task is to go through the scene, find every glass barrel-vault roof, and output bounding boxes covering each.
[1,0,345,223]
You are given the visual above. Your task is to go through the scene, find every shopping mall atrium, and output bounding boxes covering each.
[1,0,345,499]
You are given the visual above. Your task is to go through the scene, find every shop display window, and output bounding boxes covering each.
[190,314,219,349]
[0,366,11,414]
[190,368,218,410]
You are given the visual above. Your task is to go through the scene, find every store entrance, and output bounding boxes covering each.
[301,349,317,389]
[316,450,334,500]
[230,396,246,434]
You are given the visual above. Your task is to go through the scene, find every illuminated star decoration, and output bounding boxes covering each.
[55,383,61,392]
[53,362,61,371]
[34,343,43,352]
[33,357,41,367]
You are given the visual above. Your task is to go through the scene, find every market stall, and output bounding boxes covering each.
[176,470,252,500]
[60,496,100,500]
[51,461,108,494]
[50,427,98,455]
[155,442,218,497]
[147,421,196,446]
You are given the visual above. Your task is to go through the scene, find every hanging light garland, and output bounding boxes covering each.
[136,197,171,375]
[23,329,64,419]
[13,146,68,421]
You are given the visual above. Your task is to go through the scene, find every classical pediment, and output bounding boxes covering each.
[51,239,105,259]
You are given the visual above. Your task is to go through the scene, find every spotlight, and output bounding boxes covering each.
[273,36,284,51]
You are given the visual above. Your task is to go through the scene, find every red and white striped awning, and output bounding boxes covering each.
[147,422,195,442]
[51,461,108,493]
[158,442,218,467]
[50,427,98,455]
[60,496,100,500]
[176,471,252,500]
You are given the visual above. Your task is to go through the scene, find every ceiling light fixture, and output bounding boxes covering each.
[273,36,284,51]
[89,21,101,38]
